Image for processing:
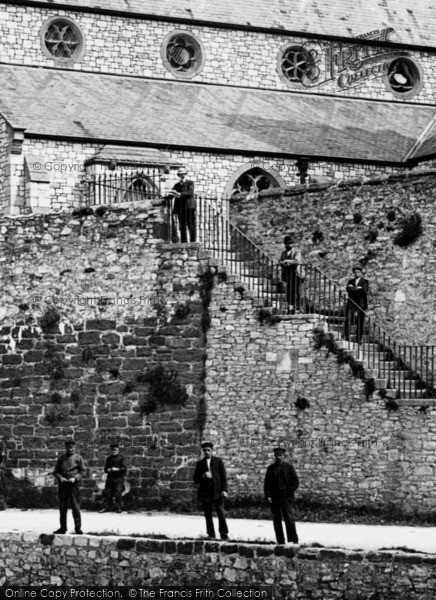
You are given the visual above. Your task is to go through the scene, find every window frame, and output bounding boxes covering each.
[40,16,85,65]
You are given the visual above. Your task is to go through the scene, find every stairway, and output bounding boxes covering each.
[196,204,436,405]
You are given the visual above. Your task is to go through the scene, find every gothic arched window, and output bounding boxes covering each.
[119,172,159,203]
[231,167,281,197]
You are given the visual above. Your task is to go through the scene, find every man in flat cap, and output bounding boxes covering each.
[169,167,196,243]
[344,266,369,343]
[279,235,304,315]
[99,442,127,514]
[193,442,229,540]
[53,439,86,534]
[264,447,299,545]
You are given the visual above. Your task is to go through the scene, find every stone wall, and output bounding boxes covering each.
[204,278,436,510]
[1,5,436,104]
[229,169,436,344]
[0,203,208,504]
[2,533,436,599]
[12,139,408,215]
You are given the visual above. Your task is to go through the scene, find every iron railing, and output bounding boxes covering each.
[86,170,162,205]
[168,195,435,399]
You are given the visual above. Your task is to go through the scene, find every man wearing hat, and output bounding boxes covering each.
[264,447,299,545]
[344,266,369,343]
[279,235,303,315]
[193,442,229,540]
[99,442,127,513]
[169,168,196,243]
[53,439,86,534]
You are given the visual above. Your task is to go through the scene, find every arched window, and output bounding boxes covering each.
[230,167,282,198]
[117,172,159,203]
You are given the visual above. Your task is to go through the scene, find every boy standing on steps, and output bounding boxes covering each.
[279,235,303,314]
[344,266,369,343]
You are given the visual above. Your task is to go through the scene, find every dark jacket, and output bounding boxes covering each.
[104,455,127,480]
[279,248,303,280]
[54,453,85,484]
[172,179,195,210]
[264,461,299,502]
[346,277,369,310]
[193,456,228,502]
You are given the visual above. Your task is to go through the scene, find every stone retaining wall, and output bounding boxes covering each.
[204,277,436,510]
[229,170,436,344]
[0,204,207,504]
[1,533,436,599]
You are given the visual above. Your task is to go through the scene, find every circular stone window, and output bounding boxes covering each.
[384,57,423,99]
[40,17,85,64]
[161,31,204,79]
[278,44,320,86]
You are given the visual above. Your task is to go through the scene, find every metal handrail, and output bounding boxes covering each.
[190,196,435,399]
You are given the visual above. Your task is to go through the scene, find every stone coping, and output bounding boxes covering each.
[229,168,436,203]
[5,533,435,564]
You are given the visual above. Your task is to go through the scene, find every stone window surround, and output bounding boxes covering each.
[383,55,424,100]
[160,29,205,79]
[39,16,86,65]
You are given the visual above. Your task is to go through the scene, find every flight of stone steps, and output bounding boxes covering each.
[199,240,435,406]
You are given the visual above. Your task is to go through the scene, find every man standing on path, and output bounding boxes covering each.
[344,266,369,343]
[99,442,127,514]
[53,439,85,534]
[264,447,299,545]
[193,442,229,540]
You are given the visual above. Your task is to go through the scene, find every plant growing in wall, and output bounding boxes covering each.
[311,229,324,244]
[313,328,375,399]
[295,396,310,410]
[199,267,216,334]
[174,304,191,319]
[45,405,65,425]
[257,308,281,325]
[353,212,363,225]
[137,365,188,415]
[39,307,60,332]
[393,211,423,247]
[385,399,399,412]
[364,229,378,243]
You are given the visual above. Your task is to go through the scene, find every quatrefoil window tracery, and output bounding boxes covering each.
[167,35,198,72]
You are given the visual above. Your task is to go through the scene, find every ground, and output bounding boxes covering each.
[1,509,436,553]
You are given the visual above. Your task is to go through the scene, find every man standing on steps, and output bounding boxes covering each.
[99,442,127,514]
[53,438,85,535]
[193,442,229,540]
[344,266,369,343]
[279,235,303,315]
[169,167,196,243]
[264,447,299,545]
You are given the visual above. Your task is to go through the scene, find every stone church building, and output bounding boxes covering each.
[1,0,436,214]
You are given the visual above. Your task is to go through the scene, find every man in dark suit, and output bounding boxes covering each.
[264,447,299,545]
[193,442,229,540]
[278,235,303,314]
[99,442,127,514]
[344,266,369,343]
[53,438,85,535]
[170,167,196,243]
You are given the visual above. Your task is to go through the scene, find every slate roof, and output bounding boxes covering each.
[86,146,181,166]
[10,0,436,48]
[1,64,435,164]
